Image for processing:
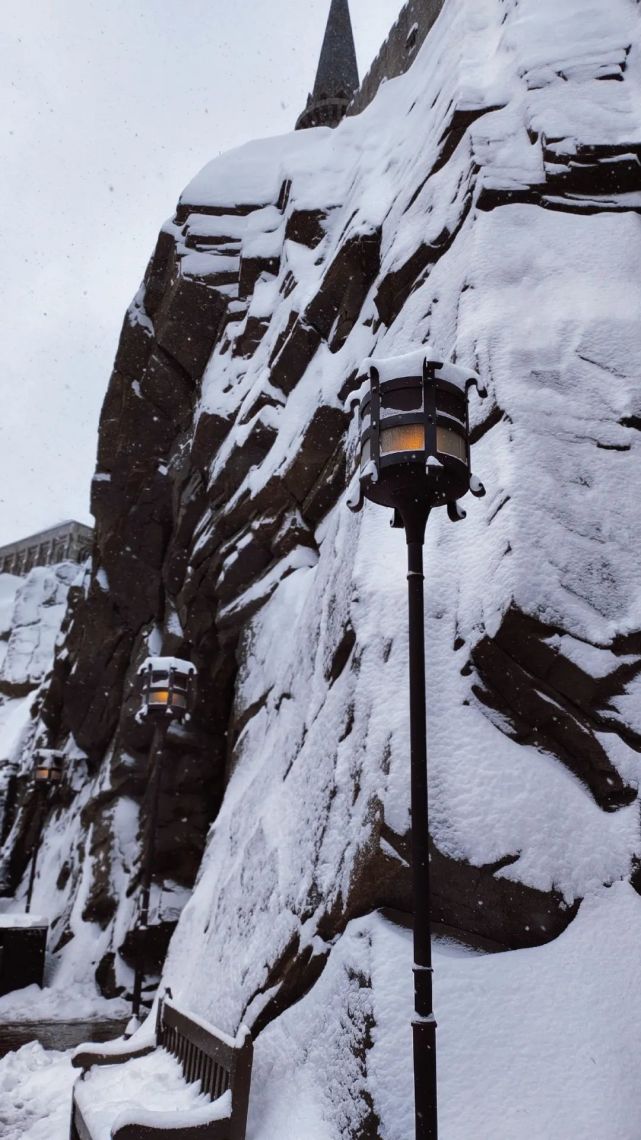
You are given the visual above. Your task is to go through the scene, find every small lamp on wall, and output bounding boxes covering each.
[137,657,197,724]
[33,750,64,786]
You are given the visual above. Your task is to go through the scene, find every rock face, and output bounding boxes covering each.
[2,0,641,1130]
[0,565,77,875]
[0,566,76,701]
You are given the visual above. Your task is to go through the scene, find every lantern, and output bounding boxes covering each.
[346,346,488,1140]
[33,750,64,786]
[349,348,486,527]
[137,657,197,724]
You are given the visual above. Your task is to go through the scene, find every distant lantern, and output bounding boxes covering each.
[349,348,487,526]
[137,657,197,724]
[33,750,64,785]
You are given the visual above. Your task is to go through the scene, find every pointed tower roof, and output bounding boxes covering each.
[312,0,359,101]
[296,0,360,131]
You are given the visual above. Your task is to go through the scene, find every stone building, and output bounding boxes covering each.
[0,520,93,577]
[297,0,447,131]
[348,0,445,116]
[296,0,360,130]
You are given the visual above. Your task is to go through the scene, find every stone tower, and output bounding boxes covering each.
[296,0,360,131]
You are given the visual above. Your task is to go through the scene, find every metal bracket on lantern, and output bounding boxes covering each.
[447,501,467,523]
[347,480,365,514]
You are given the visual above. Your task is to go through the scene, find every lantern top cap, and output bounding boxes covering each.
[34,748,64,760]
[138,656,197,677]
[363,347,483,394]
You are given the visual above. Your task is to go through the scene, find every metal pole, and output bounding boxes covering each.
[406,528,438,1140]
[25,786,47,914]
[132,719,167,1020]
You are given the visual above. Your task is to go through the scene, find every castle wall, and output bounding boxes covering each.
[349,0,445,115]
[0,521,93,576]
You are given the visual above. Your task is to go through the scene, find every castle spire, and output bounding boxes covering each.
[296,0,360,131]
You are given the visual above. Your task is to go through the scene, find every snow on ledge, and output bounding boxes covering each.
[180,129,330,212]
[0,914,48,929]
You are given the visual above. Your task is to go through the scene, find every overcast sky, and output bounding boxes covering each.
[0,0,401,548]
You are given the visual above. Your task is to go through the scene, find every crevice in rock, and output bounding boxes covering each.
[470,607,639,810]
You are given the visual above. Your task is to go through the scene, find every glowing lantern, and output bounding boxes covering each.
[33,750,64,786]
[137,657,197,724]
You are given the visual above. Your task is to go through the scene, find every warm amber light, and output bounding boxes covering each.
[149,690,187,707]
[149,690,170,704]
[436,425,467,463]
[380,424,425,454]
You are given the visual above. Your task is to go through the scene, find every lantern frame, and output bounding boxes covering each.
[349,348,486,529]
[33,749,64,786]
[137,657,197,724]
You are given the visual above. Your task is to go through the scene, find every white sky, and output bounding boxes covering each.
[0,0,401,548]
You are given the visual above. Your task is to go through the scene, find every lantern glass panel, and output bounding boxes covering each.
[436,424,467,463]
[360,438,371,468]
[380,424,425,455]
[436,388,467,423]
[380,387,422,416]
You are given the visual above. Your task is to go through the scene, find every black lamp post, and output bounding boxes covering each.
[348,348,486,1140]
[26,750,64,913]
[130,656,197,1024]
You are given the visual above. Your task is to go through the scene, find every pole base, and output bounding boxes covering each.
[412,1018,438,1140]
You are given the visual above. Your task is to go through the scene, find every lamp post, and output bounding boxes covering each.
[348,348,486,1140]
[26,750,64,913]
[130,656,197,1024]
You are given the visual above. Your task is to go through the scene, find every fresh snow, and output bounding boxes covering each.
[138,656,197,675]
[0,914,47,930]
[76,1048,214,1140]
[0,565,78,693]
[3,886,640,1139]
[367,347,482,392]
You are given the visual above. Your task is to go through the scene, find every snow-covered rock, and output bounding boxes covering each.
[0,565,78,698]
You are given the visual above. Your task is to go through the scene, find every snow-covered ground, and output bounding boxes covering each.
[2,884,640,1139]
